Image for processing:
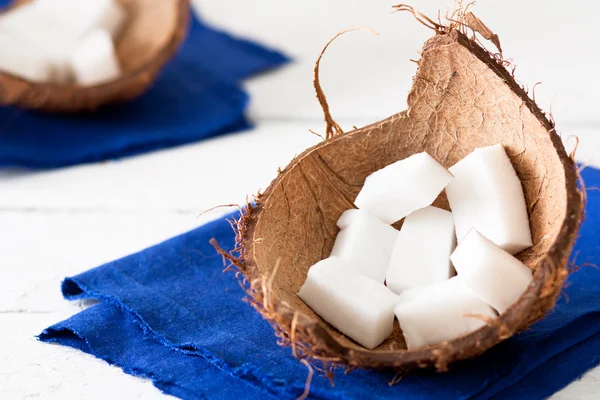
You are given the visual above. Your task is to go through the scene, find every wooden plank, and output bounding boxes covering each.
[0,313,171,399]
[0,121,321,211]
[0,212,215,313]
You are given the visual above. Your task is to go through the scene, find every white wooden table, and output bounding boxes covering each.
[2,1,600,398]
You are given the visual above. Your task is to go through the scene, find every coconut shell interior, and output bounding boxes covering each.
[242,28,582,370]
[0,0,189,112]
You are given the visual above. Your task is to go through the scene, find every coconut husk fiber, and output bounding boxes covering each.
[217,4,583,372]
[0,0,189,112]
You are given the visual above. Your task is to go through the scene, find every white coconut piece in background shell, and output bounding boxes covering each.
[394,277,496,349]
[445,144,533,255]
[330,209,398,282]
[386,206,456,294]
[70,29,121,86]
[0,31,52,82]
[0,3,77,82]
[36,0,126,39]
[298,256,398,350]
[354,152,453,224]
[451,229,533,314]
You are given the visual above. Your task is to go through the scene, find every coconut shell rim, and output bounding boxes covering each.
[239,28,583,371]
[0,0,190,112]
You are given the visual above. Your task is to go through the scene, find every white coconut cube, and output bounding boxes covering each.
[330,209,398,282]
[354,152,453,224]
[298,256,398,349]
[451,229,533,314]
[0,32,52,82]
[36,0,126,38]
[394,278,496,349]
[386,206,456,294]
[0,3,77,82]
[0,4,44,36]
[446,144,533,255]
[0,3,38,31]
[70,30,121,85]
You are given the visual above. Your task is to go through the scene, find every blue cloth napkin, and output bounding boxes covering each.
[40,166,600,399]
[0,7,288,168]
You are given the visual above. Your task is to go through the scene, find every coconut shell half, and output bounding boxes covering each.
[0,0,189,112]
[231,10,583,372]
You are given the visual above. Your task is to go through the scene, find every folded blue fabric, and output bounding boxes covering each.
[0,6,288,168]
[40,166,600,399]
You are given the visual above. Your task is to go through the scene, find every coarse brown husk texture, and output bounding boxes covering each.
[0,0,189,112]
[236,25,583,371]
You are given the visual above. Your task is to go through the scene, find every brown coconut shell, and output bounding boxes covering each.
[0,0,190,112]
[219,6,583,372]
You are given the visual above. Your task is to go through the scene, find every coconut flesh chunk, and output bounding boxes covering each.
[298,256,398,350]
[353,152,453,224]
[446,144,533,255]
[36,0,126,39]
[330,209,398,282]
[0,3,78,82]
[386,206,456,294]
[451,229,533,314]
[394,277,496,349]
[0,0,126,83]
[0,31,53,82]
[70,29,121,86]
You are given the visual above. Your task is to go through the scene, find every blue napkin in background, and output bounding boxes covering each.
[39,166,600,399]
[0,8,288,168]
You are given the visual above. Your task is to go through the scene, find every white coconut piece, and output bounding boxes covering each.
[298,256,398,349]
[386,206,456,294]
[0,32,52,82]
[394,277,496,349]
[446,144,533,255]
[70,29,121,85]
[36,0,126,38]
[450,229,533,314]
[336,209,399,254]
[330,209,398,282]
[354,152,453,224]
[0,3,77,82]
